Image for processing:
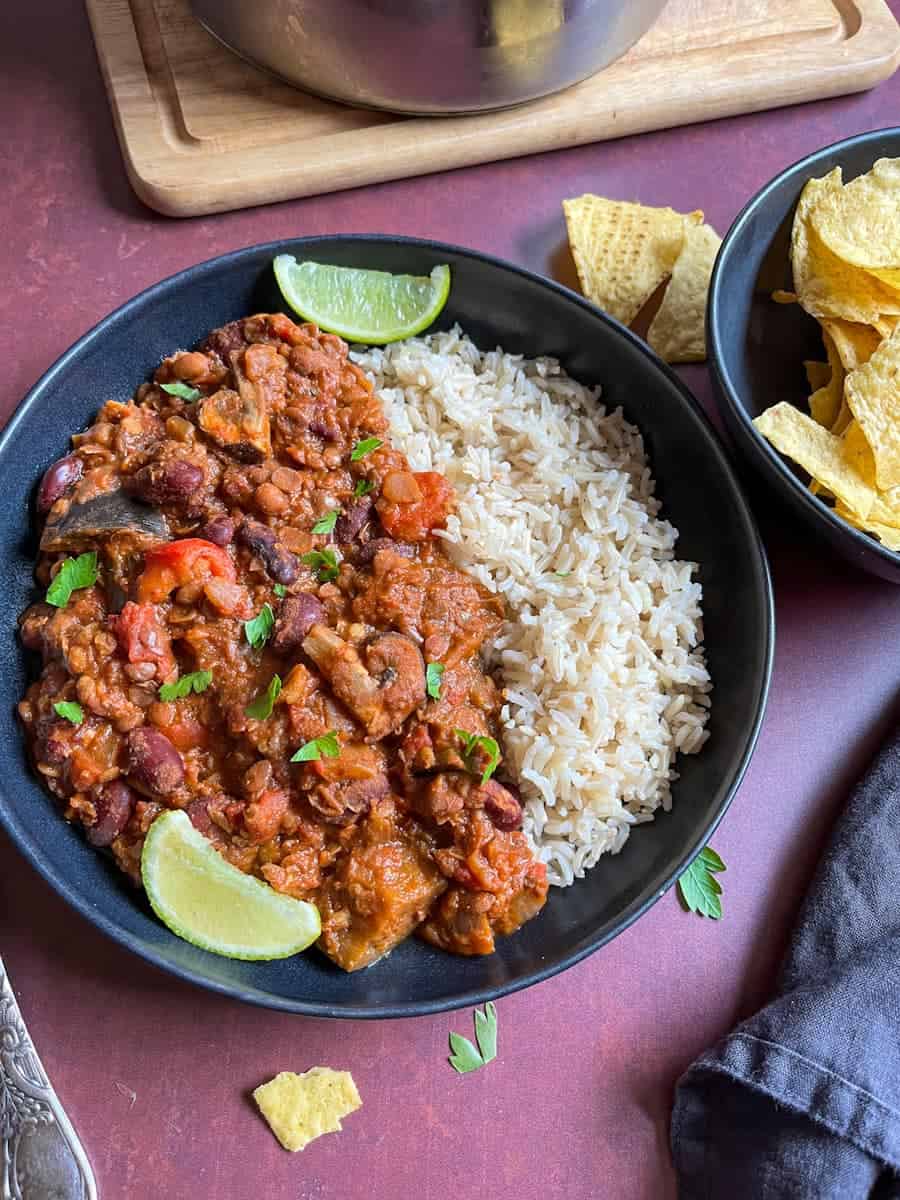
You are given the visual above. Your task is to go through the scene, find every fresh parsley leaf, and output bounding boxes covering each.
[300,548,340,583]
[244,603,275,649]
[677,845,726,919]
[158,669,212,702]
[246,674,282,721]
[312,509,340,536]
[53,700,84,725]
[554,569,571,578]
[350,437,383,462]
[426,661,445,701]
[455,729,501,784]
[291,731,341,763]
[46,551,98,608]
[448,1004,498,1074]
[160,381,201,402]
[273,583,287,598]
[353,479,375,498]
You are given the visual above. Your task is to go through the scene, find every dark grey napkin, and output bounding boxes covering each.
[672,727,900,1199]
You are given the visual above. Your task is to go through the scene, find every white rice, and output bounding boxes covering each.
[352,327,711,887]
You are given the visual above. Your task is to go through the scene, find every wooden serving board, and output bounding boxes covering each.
[86,0,900,217]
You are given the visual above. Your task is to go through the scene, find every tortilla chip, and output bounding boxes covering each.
[811,157,900,290]
[835,503,900,550]
[820,318,883,371]
[841,420,877,487]
[790,170,900,325]
[647,222,722,363]
[753,401,876,520]
[804,360,831,391]
[253,1069,362,1153]
[843,325,900,490]
[772,290,798,305]
[808,330,844,428]
[563,195,701,326]
[831,396,852,436]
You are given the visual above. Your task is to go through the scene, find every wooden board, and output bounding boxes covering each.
[86,0,900,217]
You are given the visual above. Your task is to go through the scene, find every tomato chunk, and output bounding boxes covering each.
[137,538,236,603]
[113,601,177,683]
[376,471,454,542]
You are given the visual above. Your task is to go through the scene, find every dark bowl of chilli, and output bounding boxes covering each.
[0,237,773,1017]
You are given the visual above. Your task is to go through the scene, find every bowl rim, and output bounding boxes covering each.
[708,125,900,571]
[0,234,775,1017]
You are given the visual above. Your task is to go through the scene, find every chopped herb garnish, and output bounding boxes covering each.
[354,479,375,498]
[158,670,212,703]
[455,729,501,784]
[448,1003,498,1074]
[53,700,84,725]
[46,551,98,609]
[300,548,340,584]
[312,509,340,536]
[160,381,201,402]
[244,603,275,649]
[291,731,341,763]
[554,569,571,578]
[273,583,287,598]
[677,846,726,919]
[246,674,282,721]
[426,662,445,701]
[350,437,383,462]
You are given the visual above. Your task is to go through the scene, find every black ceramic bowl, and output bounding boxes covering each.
[0,237,773,1017]
[709,127,900,584]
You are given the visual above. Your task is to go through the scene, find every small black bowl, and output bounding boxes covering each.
[0,237,773,1017]
[708,127,900,584]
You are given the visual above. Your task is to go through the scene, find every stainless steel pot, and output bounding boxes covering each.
[191,0,669,115]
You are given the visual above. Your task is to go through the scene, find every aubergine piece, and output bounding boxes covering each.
[40,490,168,553]
[196,385,271,463]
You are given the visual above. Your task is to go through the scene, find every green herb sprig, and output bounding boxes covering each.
[158,670,212,702]
[300,549,340,584]
[244,604,275,649]
[426,662,445,700]
[53,700,84,725]
[160,381,201,402]
[312,510,340,536]
[246,674,282,721]
[448,1003,498,1074]
[350,437,383,462]
[353,480,375,498]
[291,731,341,763]
[455,729,501,784]
[677,846,726,919]
[46,552,98,609]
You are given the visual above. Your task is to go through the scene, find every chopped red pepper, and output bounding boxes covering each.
[376,471,454,542]
[137,538,235,603]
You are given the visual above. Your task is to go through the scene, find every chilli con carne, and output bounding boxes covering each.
[17,312,547,969]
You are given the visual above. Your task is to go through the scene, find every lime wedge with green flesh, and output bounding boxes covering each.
[273,256,451,344]
[141,810,320,960]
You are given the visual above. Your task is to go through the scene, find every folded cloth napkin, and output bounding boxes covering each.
[671,727,900,1199]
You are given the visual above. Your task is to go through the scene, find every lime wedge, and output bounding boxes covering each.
[141,810,320,960]
[273,256,451,344]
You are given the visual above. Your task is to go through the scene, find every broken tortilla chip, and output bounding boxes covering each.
[753,401,876,520]
[804,360,831,392]
[821,318,883,371]
[843,325,900,491]
[647,222,722,363]
[808,329,844,428]
[253,1068,361,1153]
[563,195,701,326]
[810,158,900,291]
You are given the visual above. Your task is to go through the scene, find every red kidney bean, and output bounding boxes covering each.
[334,497,373,543]
[126,727,185,795]
[271,593,325,654]
[86,780,137,847]
[37,455,83,513]
[236,518,300,584]
[196,515,235,546]
[308,418,338,442]
[202,319,248,363]
[126,459,204,507]
[353,537,415,566]
[480,780,523,830]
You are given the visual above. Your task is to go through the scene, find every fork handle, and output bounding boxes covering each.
[0,955,97,1200]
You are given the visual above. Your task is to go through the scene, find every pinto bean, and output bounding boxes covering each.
[334,497,373,544]
[353,537,415,566]
[480,780,523,831]
[37,455,83,513]
[126,727,185,795]
[170,351,211,381]
[196,515,234,546]
[86,780,137,847]
[126,459,204,507]
[236,518,300,585]
[271,594,325,654]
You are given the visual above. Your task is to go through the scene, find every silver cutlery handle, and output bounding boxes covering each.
[1,956,97,1200]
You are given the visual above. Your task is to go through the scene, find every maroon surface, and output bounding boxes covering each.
[3,5,900,1197]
